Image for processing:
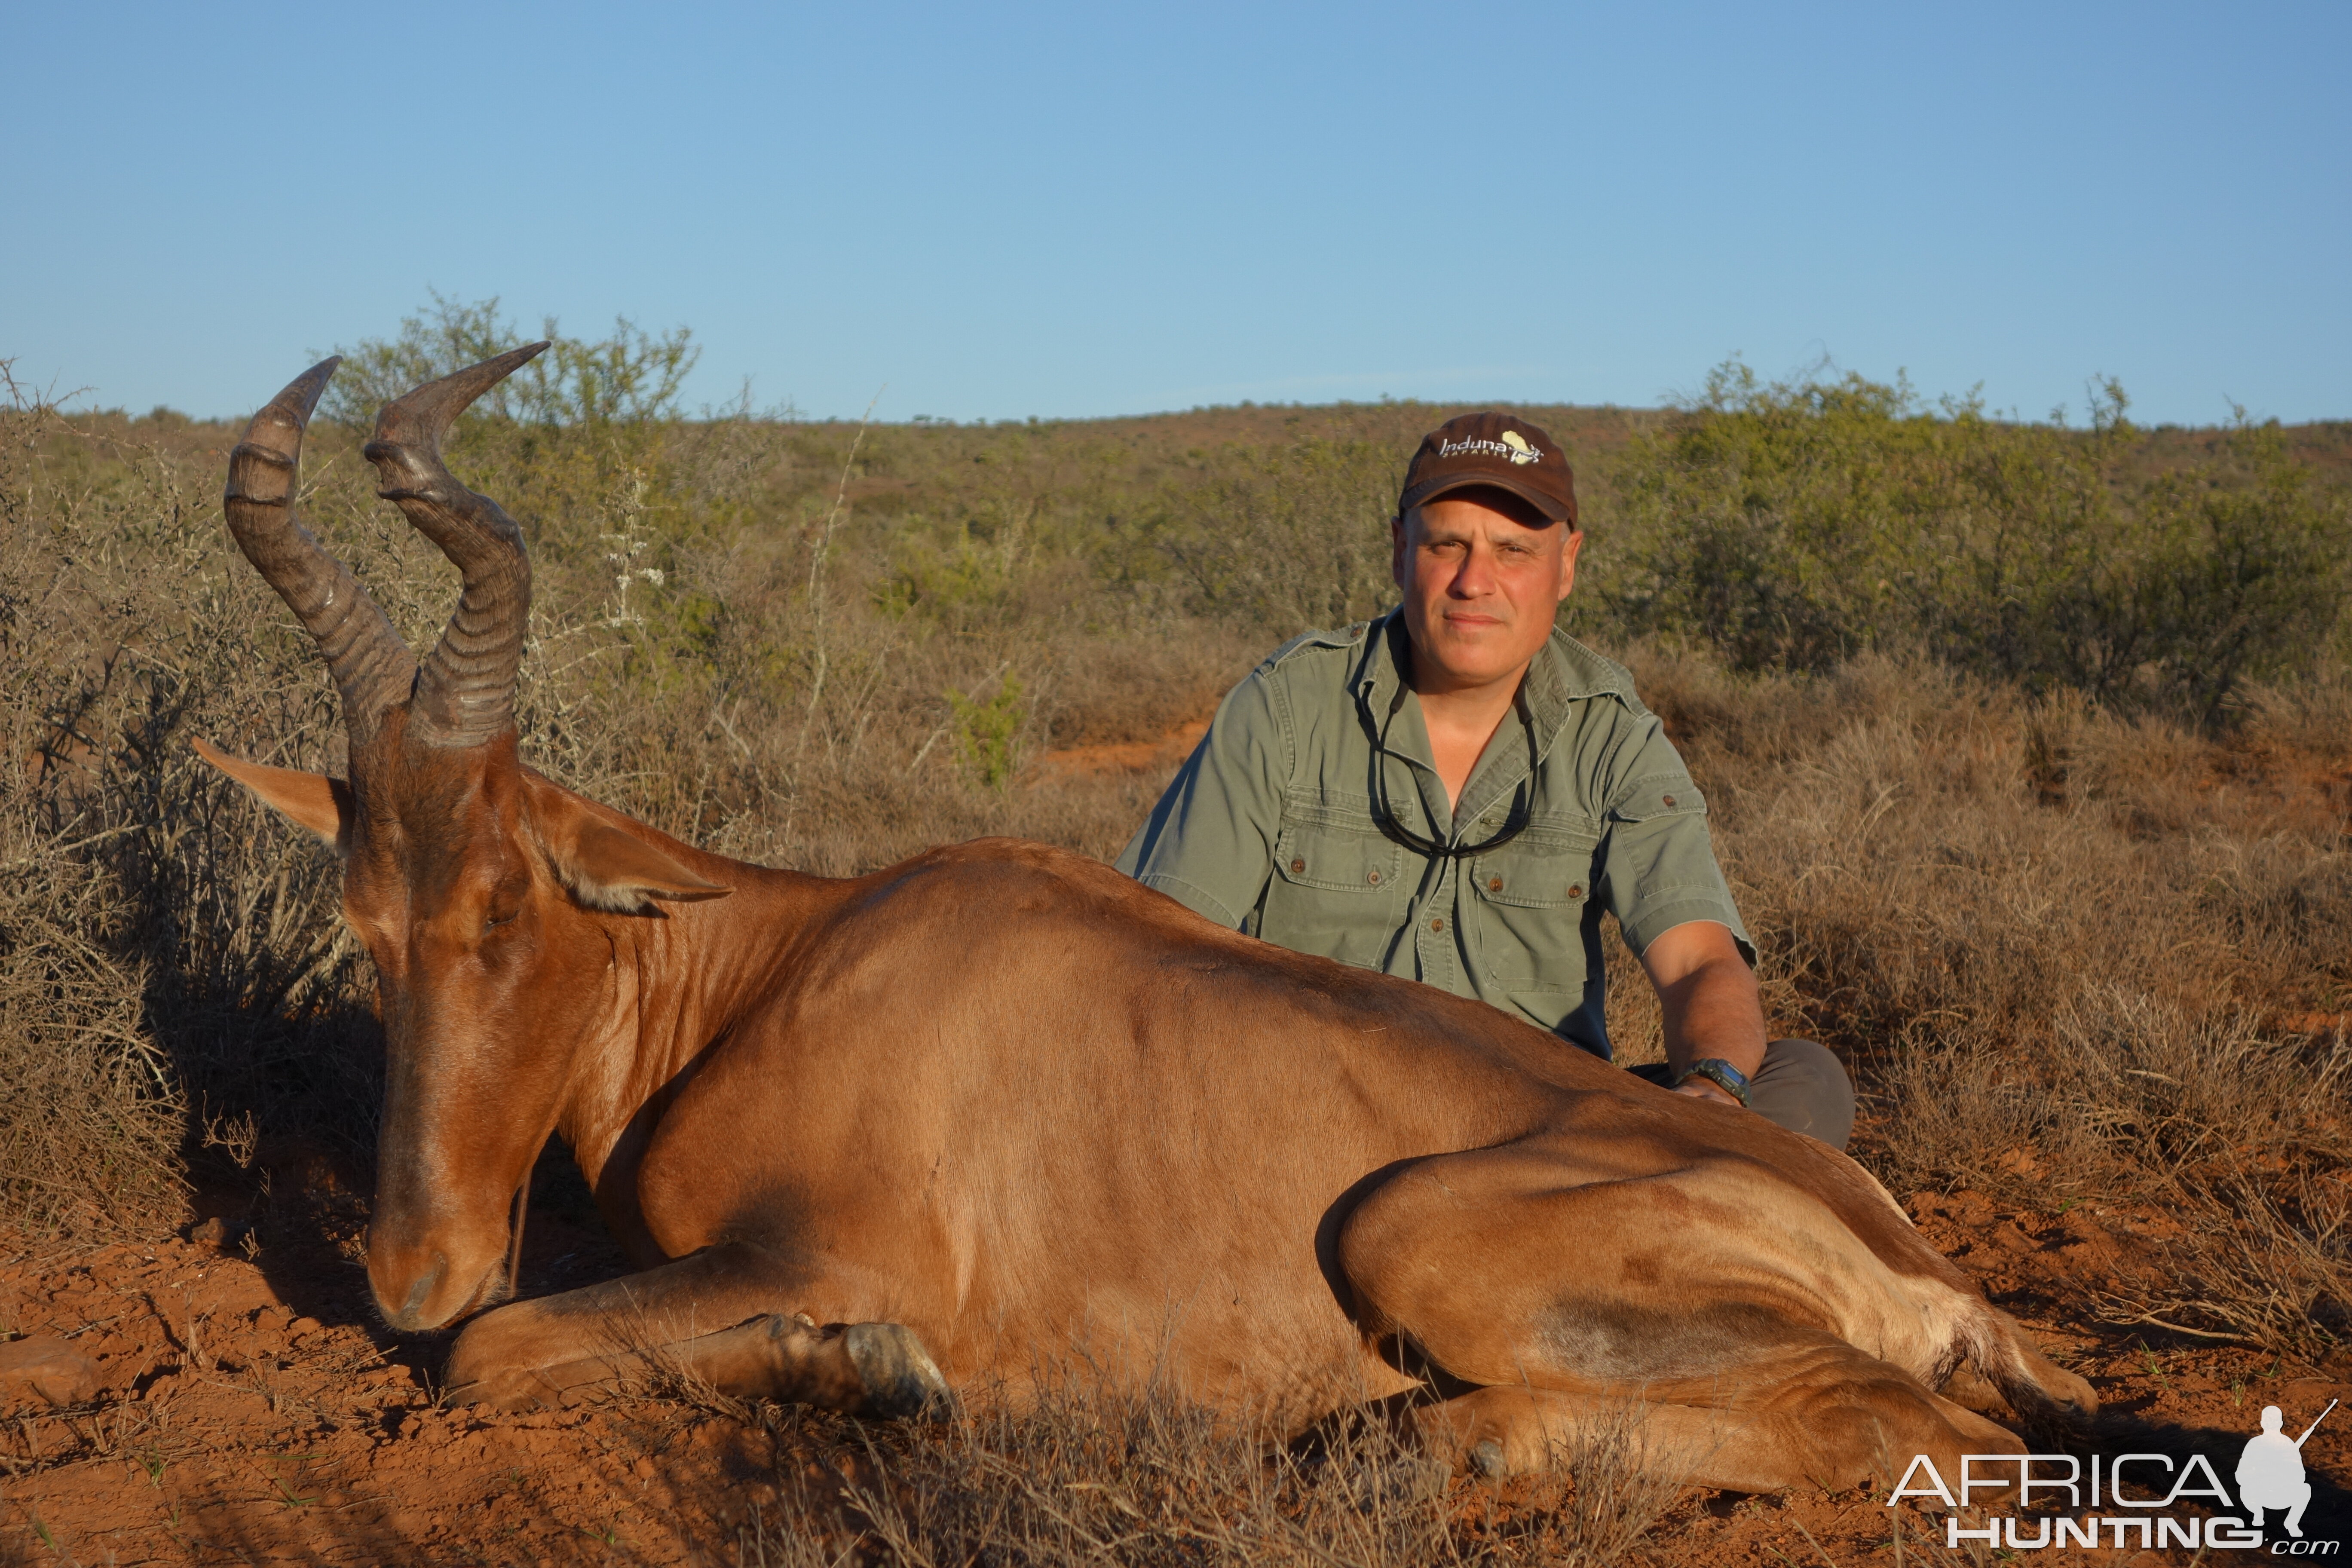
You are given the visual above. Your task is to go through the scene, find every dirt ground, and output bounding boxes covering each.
[1,1140,2344,1567]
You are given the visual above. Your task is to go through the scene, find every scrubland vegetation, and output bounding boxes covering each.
[3,299,2349,1561]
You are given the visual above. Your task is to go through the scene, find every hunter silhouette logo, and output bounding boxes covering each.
[2242,1400,2333,1538]
[1890,1399,2338,1552]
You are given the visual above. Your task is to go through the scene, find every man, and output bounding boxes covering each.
[2237,1403,2319,1537]
[1117,411,1854,1146]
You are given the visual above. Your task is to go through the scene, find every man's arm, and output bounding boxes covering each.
[1593,706,1763,1105]
[1115,671,1288,929]
[1640,920,1768,1105]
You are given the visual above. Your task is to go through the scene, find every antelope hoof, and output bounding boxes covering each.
[844,1322,952,1419]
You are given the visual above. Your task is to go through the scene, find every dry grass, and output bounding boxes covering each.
[723,1377,1678,1568]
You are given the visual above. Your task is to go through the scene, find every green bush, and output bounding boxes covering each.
[2102,421,2351,723]
[317,290,700,433]
[1600,362,2352,721]
[947,673,1026,790]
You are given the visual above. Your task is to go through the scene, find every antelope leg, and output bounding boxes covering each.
[1412,1372,2015,1496]
[442,1243,949,1416]
[1336,1135,2062,1493]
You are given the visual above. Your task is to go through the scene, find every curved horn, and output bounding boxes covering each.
[361,343,549,749]
[224,358,418,743]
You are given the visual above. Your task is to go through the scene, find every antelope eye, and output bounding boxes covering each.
[484,908,520,932]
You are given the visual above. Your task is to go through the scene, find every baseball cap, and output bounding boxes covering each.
[1397,412,1578,527]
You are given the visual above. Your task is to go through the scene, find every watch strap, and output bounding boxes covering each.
[1673,1057,1754,1108]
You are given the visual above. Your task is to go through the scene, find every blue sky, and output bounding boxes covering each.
[5,3,2344,425]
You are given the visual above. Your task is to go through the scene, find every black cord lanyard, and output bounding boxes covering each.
[1368,677,1539,861]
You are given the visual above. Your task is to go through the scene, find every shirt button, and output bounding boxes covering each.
[1289,857,1306,875]
[1568,884,1583,899]
[1430,917,1445,933]
[1486,876,1504,892]
[1366,869,1381,885]
[1662,793,1677,807]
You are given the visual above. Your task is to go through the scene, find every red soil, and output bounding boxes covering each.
[1036,718,1210,779]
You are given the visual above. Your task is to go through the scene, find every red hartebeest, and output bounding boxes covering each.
[200,351,2091,1492]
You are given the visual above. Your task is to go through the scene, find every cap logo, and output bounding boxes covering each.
[1436,430,1543,465]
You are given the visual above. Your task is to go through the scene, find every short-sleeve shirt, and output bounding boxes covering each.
[1115,609,1752,1060]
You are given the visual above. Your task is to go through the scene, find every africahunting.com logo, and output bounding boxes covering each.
[1894,1400,2335,1552]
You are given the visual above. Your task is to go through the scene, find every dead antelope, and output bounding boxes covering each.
[201,350,2092,1493]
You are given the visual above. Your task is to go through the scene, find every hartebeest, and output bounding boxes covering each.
[200,350,2092,1492]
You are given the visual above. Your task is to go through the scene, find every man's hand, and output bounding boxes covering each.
[1640,921,1767,1106]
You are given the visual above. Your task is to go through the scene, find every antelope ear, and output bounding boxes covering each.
[548,818,731,913]
[193,738,354,850]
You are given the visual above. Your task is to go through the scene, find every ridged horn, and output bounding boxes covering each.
[224,358,418,744]
[361,343,548,749]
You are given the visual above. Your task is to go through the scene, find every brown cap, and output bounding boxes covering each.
[1398,411,1578,527]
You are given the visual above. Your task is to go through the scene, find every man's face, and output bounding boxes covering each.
[1390,488,1583,695]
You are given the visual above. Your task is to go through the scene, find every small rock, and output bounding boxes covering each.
[0,1337,100,1409]
[186,1216,251,1249]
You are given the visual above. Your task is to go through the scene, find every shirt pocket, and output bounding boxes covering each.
[1602,776,1724,920]
[1605,777,1706,825]
[1259,801,1402,971]
[1466,818,1600,992]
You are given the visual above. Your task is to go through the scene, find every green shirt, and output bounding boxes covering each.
[1115,609,1752,1060]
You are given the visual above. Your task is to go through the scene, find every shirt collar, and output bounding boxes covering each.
[1353,605,1620,770]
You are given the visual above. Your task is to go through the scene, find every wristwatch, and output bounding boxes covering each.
[1673,1058,1753,1107]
